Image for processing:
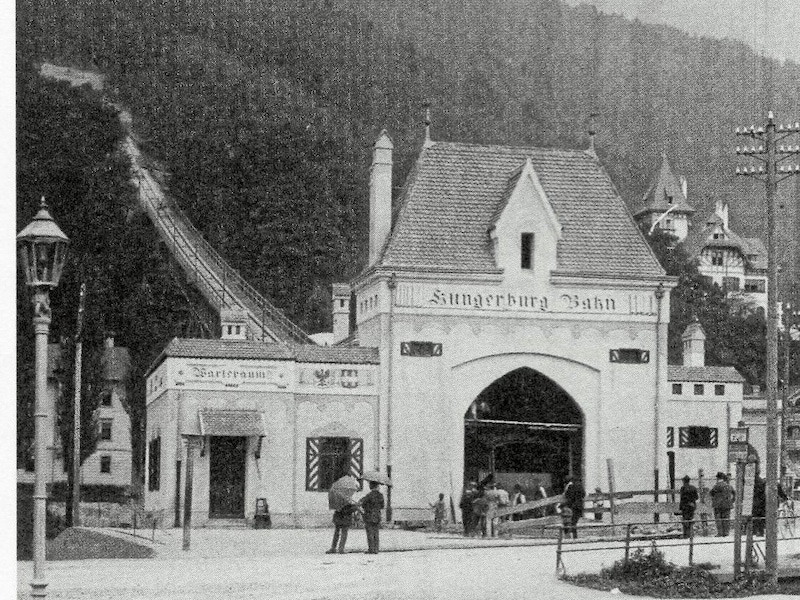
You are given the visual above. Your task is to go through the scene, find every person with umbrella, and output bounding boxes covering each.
[359,470,390,554]
[327,476,361,554]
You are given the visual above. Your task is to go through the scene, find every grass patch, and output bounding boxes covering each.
[564,548,781,598]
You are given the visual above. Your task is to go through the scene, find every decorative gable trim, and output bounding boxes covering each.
[490,159,562,240]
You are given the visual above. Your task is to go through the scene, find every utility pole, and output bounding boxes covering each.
[735,113,800,580]
[71,282,86,527]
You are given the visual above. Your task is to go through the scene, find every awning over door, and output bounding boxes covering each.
[198,409,266,437]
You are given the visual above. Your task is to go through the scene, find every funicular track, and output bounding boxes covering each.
[124,135,312,345]
[39,63,312,345]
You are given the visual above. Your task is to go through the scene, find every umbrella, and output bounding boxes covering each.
[328,475,361,510]
[360,470,393,486]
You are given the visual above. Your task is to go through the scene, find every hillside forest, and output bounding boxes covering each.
[16,0,800,481]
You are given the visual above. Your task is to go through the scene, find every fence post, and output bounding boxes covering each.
[689,519,695,566]
[744,517,754,575]
[556,525,564,575]
[624,523,632,565]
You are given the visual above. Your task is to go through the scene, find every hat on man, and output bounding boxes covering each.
[682,475,691,482]
[716,472,726,479]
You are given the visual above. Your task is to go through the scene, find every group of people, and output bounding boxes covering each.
[326,480,385,555]
[458,478,586,538]
[678,470,790,538]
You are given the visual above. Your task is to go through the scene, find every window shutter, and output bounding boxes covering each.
[306,438,321,491]
[348,438,363,479]
[666,427,674,448]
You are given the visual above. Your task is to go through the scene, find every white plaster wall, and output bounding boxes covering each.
[294,395,376,526]
[143,390,179,520]
[387,314,660,515]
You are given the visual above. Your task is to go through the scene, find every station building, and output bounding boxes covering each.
[144,131,747,526]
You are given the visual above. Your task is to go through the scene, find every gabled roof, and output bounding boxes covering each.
[682,210,766,271]
[634,154,695,217]
[376,142,665,279]
[668,365,746,383]
[146,338,379,375]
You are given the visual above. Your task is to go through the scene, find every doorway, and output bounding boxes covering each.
[209,436,247,518]
[464,367,583,495]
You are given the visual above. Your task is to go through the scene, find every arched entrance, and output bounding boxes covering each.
[464,367,583,494]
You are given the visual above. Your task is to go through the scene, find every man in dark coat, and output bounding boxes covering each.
[459,482,477,535]
[752,475,766,536]
[360,481,385,554]
[679,475,699,538]
[563,478,585,539]
[326,502,356,554]
[710,471,734,536]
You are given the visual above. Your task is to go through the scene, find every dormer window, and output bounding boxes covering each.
[520,233,534,270]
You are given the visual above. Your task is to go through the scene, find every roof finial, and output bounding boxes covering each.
[40,196,48,210]
[423,101,433,148]
[588,112,598,154]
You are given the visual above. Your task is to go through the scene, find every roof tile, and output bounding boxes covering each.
[379,142,665,279]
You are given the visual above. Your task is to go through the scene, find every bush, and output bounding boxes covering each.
[565,548,780,598]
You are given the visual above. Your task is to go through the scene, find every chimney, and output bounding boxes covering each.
[104,335,115,349]
[369,130,393,265]
[331,283,351,344]
[680,176,688,200]
[722,202,729,229]
[682,321,706,367]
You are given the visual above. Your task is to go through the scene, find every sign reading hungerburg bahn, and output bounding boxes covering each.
[395,283,657,315]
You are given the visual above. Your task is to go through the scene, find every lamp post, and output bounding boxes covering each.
[17,198,69,599]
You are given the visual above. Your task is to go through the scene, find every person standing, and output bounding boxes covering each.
[752,474,766,536]
[360,481,385,554]
[496,484,510,523]
[563,478,585,539]
[678,475,699,538]
[459,482,477,536]
[326,502,357,554]
[511,484,526,521]
[710,472,733,536]
[592,487,604,521]
[532,479,548,517]
[472,488,490,537]
[430,492,446,532]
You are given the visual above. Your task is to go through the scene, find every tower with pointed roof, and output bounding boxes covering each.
[634,154,695,242]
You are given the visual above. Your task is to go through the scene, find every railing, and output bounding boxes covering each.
[124,138,312,345]
[553,513,800,577]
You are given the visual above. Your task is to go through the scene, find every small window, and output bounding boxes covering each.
[306,437,363,491]
[100,456,112,473]
[711,251,724,266]
[609,349,650,363]
[100,419,113,441]
[672,383,683,395]
[235,325,241,335]
[148,437,161,491]
[713,232,723,240]
[744,279,765,293]
[715,384,725,396]
[723,277,740,292]
[339,299,346,308]
[667,195,673,204]
[227,325,232,335]
[679,426,718,448]
[694,384,704,395]
[520,233,534,270]
[101,391,112,407]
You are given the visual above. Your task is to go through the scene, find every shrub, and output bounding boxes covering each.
[565,548,780,598]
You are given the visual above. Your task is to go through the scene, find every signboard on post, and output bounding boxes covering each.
[728,427,749,464]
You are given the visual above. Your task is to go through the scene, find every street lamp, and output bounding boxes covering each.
[17,198,69,599]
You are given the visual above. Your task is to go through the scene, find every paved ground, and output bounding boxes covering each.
[15,527,800,599]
